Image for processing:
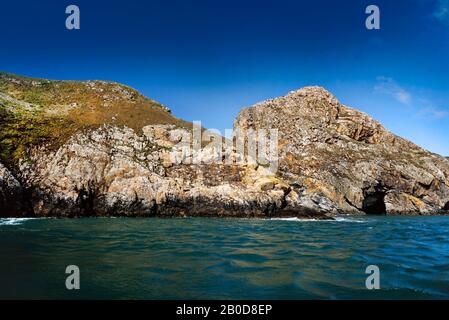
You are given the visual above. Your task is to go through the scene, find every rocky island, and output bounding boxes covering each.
[1,72,448,218]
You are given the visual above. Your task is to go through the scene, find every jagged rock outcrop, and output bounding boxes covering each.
[1,73,448,217]
[234,87,449,215]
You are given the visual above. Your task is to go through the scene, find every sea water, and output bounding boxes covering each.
[0,216,448,299]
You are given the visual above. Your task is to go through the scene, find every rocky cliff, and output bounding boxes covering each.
[1,73,448,218]
[234,87,449,215]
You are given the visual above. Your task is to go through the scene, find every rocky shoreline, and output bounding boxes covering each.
[1,73,448,218]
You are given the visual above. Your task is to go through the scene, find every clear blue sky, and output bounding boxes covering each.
[1,0,448,155]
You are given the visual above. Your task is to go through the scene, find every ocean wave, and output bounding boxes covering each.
[270,217,324,222]
[333,217,367,223]
[270,216,367,223]
[0,218,35,226]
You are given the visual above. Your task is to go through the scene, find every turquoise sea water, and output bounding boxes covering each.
[0,216,448,299]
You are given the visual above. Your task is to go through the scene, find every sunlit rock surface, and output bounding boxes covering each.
[1,73,448,217]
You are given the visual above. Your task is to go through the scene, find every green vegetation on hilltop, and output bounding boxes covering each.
[0,107,77,166]
[0,72,190,168]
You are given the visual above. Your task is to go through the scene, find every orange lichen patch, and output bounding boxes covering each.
[278,138,290,150]
[302,177,338,201]
[404,194,426,209]
[284,152,296,163]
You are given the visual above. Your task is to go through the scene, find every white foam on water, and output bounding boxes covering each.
[0,218,35,226]
[271,216,367,223]
[270,217,323,222]
[333,217,367,223]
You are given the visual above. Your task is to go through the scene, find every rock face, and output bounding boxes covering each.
[0,163,31,217]
[1,73,449,218]
[234,87,449,215]
[18,125,296,218]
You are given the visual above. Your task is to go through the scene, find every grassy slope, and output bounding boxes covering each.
[0,72,191,168]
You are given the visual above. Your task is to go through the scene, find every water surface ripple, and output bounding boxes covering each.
[0,216,448,299]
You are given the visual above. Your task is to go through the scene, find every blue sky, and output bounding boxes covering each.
[1,0,448,155]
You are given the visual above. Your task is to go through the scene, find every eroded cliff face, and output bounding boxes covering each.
[16,125,297,217]
[1,73,448,217]
[234,87,449,215]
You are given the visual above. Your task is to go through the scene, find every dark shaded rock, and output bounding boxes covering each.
[362,191,386,215]
[444,201,449,211]
[0,163,32,217]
